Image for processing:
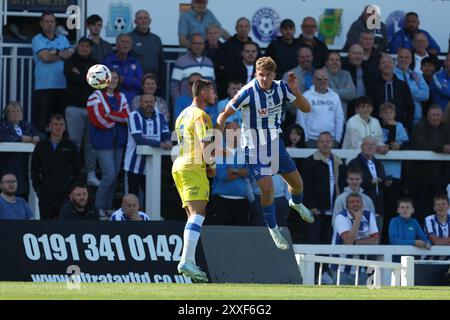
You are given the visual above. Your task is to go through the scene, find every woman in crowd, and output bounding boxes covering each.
[87,70,129,217]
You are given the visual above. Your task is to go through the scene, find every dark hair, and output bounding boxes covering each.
[318,131,333,140]
[103,69,122,93]
[354,96,373,109]
[284,124,306,148]
[433,194,449,205]
[141,73,159,87]
[70,182,88,194]
[427,104,443,114]
[242,41,259,52]
[346,167,363,178]
[0,173,16,183]
[280,19,295,29]
[192,79,213,97]
[421,56,439,70]
[406,12,419,18]
[40,11,55,21]
[49,114,65,124]
[397,197,414,207]
[87,14,102,25]
[325,50,341,62]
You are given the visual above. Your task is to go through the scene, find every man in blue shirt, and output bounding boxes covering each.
[0,173,34,220]
[389,12,440,54]
[124,94,171,208]
[32,12,74,131]
[430,53,450,111]
[178,0,230,48]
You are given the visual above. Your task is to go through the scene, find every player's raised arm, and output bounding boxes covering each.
[287,72,311,113]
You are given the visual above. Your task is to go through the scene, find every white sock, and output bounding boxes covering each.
[181,214,205,264]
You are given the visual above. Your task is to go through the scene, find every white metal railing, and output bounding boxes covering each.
[297,254,414,286]
[137,146,450,220]
[293,244,450,286]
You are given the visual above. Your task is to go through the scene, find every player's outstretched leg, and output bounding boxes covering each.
[258,176,289,250]
[177,203,209,283]
[281,170,315,223]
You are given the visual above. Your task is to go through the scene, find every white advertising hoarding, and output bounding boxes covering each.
[87,0,450,51]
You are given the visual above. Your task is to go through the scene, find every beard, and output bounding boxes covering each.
[302,33,315,40]
[2,190,15,197]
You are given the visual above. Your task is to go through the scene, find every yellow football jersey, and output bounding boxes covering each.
[172,106,213,172]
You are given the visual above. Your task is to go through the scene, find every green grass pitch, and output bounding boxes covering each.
[1,283,449,300]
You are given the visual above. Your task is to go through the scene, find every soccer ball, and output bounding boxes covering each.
[114,17,127,31]
[86,64,112,90]
[258,17,275,36]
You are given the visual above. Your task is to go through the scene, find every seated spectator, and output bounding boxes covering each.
[266,19,301,79]
[124,94,172,209]
[342,96,387,152]
[225,41,258,86]
[282,46,316,130]
[110,194,150,221]
[412,32,441,75]
[131,73,169,122]
[347,136,388,231]
[59,183,99,220]
[379,102,410,237]
[424,195,450,245]
[170,34,215,104]
[204,24,226,98]
[250,174,290,227]
[0,102,41,199]
[360,31,382,83]
[297,69,344,147]
[31,114,80,220]
[221,17,259,70]
[389,198,431,252]
[341,44,370,119]
[206,121,250,226]
[343,5,388,52]
[389,12,440,55]
[297,17,328,69]
[430,53,450,111]
[394,48,429,124]
[216,80,243,126]
[330,193,379,285]
[301,132,346,244]
[421,57,440,116]
[86,14,112,63]
[103,34,143,105]
[324,51,356,119]
[333,167,375,226]
[368,54,415,131]
[174,73,202,121]
[0,173,34,220]
[406,105,450,224]
[178,0,230,48]
[64,37,99,187]
[87,70,129,218]
[283,124,306,170]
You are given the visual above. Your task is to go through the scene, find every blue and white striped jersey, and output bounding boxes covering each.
[110,208,150,221]
[424,214,450,238]
[331,209,379,274]
[124,109,170,174]
[230,79,296,149]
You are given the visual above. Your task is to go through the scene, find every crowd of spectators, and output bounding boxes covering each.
[0,2,449,264]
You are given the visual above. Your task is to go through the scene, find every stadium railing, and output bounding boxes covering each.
[294,244,450,286]
[297,254,414,287]
[136,146,450,220]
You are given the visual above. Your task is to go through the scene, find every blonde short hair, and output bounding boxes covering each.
[255,56,277,73]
